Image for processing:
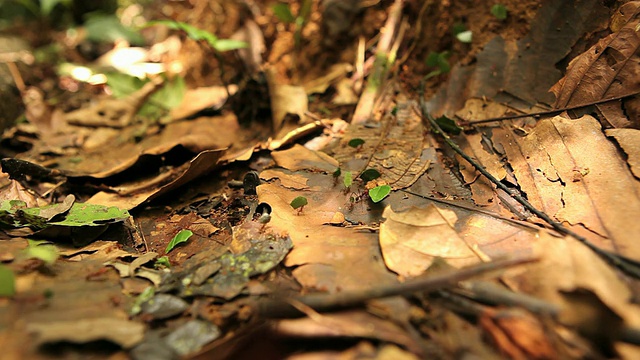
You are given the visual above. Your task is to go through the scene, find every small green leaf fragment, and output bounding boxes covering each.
[272,3,296,23]
[0,265,15,297]
[348,138,365,148]
[343,171,353,188]
[85,15,144,45]
[165,230,193,254]
[435,116,463,135]
[369,185,391,203]
[456,30,473,43]
[452,23,467,36]
[359,169,381,182]
[155,256,171,269]
[290,196,308,210]
[131,286,155,315]
[212,39,248,52]
[23,240,58,265]
[425,51,450,74]
[333,168,341,177]
[491,4,508,20]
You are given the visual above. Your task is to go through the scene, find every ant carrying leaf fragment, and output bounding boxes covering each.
[290,196,308,215]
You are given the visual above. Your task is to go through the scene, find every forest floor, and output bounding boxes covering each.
[1,0,640,359]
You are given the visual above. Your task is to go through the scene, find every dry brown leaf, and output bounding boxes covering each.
[28,317,145,348]
[272,144,339,173]
[87,148,225,210]
[379,205,476,277]
[66,79,160,128]
[507,232,640,358]
[550,1,640,128]
[265,68,309,138]
[302,63,353,95]
[379,203,540,277]
[332,100,431,190]
[479,308,557,360]
[170,85,238,120]
[230,19,265,73]
[274,310,421,354]
[260,169,309,190]
[32,113,238,178]
[257,168,397,292]
[606,128,640,178]
[457,132,506,208]
[428,0,610,116]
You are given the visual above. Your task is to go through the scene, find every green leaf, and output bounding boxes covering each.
[155,256,171,269]
[435,116,462,135]
[423,70,442,80]
[348,138,365,148]
[369,185,391,203]
[333,168,341,177]
[50,203,130,227]
[290,196,308,210]
[343,171,353,188]
[456,30,473,43]
[105,72,146,98]
[140,76,186,119]
[425,51,450,74]
[147,20,210,41]
[23,240,58,265]
[299,0,313,21]
[211,39,247,52]
[0,265,15,297]
[491,4,508,20]
[359,168,381,182]
[272,3,295,23]
[147,20,245,52]
[165,230,193,254]
[452,23,467,36]
[85,15,144,45]
[130,286,155,315]
[40,0,70,16]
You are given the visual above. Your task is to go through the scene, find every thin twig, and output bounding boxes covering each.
[419,82,640,278]
[458,91,640,126]
[256,256,536,318]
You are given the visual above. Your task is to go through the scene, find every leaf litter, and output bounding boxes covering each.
[1,0,640,359]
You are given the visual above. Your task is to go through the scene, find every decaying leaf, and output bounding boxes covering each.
[28,318,145,348]
[332,100,431,190]
[551,1,640,128]
[606,128,640,178]
[379,205,476,277]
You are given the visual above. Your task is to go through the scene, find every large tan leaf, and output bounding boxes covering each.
[379,204,539,277]
[257,167,397,292]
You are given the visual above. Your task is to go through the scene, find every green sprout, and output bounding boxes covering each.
[146,20,246,52]
[272,0,312,48]
[491,4,508,20]
[155,256,171,269]
[424,51,451,80]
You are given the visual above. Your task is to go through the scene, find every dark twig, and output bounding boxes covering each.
[256,256,536,318]
[458,91,640,126]
[419,82,640,278]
